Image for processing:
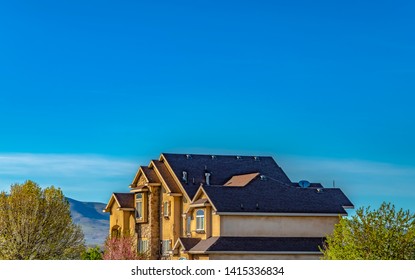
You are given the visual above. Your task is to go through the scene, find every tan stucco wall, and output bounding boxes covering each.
[208,253,322,260]
[189,206,214,240]
[193,254,210,260]
[109,202,134,235]
[220,215,340,237]
[161,193,182,254]
[161,194,174,240]
[212,213,220,236]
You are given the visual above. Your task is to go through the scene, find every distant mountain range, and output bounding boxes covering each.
[67,197,109,247]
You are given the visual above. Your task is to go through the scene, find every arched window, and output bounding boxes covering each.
[111,226,121,238]
[196,209,205,231]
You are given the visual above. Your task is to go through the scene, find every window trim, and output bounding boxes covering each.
[161,239,171,256]
[135,192,147,222]
[138,238,149,254]
[196,209,205,231]
[186,215,192,236]
[163,201,170,218]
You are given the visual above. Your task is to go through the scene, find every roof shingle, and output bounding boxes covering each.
[188,237,325,253]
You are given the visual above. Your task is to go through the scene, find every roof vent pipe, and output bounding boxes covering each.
[205,172,211,186]
[186,154,192,159]
[182,171,188,183]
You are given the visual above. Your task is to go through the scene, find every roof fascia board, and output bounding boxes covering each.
[189,202,211,208]
[188,186,218,212]
[216,212,347,217]
[103,195,116,212]
[190,251,323,255]
[168,193,182,197]
[131,167,144,186]
[150,160,174,194]
[159,153,192,201]
[172,238,184,251]
[130,188,150,193]
[118,207,135,211]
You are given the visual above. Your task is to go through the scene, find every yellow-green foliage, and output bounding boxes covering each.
[0,180,85,259]
[322,202,415,260]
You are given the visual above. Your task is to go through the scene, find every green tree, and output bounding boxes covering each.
[322,202,415,260]
[81,246,103,260]
[0,180,85,259]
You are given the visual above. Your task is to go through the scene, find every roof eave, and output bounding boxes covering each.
[215,212,347,217]
[189,251,323,255]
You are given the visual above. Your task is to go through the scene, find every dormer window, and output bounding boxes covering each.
[196,209,205,231]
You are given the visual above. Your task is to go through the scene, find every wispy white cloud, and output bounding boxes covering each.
[0,153,137,176]
[279,155,415,211]
[0,153,414,212]
[0,153,141,203]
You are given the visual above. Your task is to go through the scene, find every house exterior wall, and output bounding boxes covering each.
[173,250,192,260]
[220,215,340,237]
[160,189,183,259]
[109,203,134,236]
[106,153,351,260]
[212,213,221,236]
[137,186,161,259]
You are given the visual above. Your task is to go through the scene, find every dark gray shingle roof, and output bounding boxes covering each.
[189,237,325,253]
[203,181,353,214]
[113,193,135,208]
[163,153,291,199]
[141,166,161,184]
[162,153,353,214]
[152,160,181,193]
[178,238,202,251]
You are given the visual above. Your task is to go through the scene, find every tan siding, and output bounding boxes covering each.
[220,216,340,237]
[212,213,221,236]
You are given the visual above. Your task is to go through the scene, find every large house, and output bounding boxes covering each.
[103,153,353,260]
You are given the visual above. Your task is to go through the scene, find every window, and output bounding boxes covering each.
[186,216,191,235]
[111,226,121,238]
[163,201,170,217]
[135,193,143,219]
[138,239,149,254]
[196,209,205,231]
[161,240,171,256]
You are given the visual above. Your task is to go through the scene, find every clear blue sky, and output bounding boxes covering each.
[1,1,414,213]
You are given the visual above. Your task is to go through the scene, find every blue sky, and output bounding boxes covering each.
[0,1,414,213]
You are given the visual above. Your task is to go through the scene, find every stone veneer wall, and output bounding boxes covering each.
[137,186,161,259]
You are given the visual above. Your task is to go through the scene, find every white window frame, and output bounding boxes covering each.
[138,239,149,254]
[162,240,171,256]
[196,209,205,231]
[163,201,169,217]
[186,215,192,235]
[135,193,143,219]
